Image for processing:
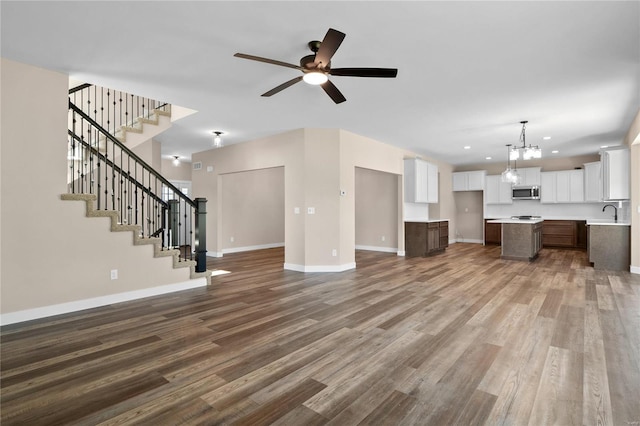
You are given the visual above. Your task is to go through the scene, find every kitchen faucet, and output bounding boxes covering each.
[602,204,618,221]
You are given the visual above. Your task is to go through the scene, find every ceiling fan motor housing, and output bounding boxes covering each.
[300,54,329,71]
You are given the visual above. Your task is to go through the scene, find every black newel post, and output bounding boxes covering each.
[194,197,207,273]
[168,199,179,247]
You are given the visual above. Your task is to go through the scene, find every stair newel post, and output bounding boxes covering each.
[194,198,207,273]
[168,199,179,248]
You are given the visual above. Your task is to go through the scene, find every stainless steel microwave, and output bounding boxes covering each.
[512,186,540,200]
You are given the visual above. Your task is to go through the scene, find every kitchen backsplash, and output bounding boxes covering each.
[484,200,630,221]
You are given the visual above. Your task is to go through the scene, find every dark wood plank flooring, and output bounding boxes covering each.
[2,244,639,425]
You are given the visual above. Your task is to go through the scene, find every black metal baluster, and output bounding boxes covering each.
[140,170,145,236]
[189,206,194,260]
[70,111,76,194]
[127,155,132,225]
[111,134,116,211]
[118,144,123,223]
[100,86,104,132]
[89,127,95,194]
[107,89,111,136]
[118,92,123,134]
[97,139,102,209]
[147,171,152,237]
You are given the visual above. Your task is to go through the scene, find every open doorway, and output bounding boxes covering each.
[220,167,285,255]
[354,167,400,253]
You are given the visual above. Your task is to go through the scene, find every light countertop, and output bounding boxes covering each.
[405,219,449,223]
[487,218,544,224]
[586,219,630,226]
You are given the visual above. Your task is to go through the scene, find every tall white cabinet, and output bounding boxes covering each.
[583,161,603,202]
[601,148,630,200]
[404,158,438,203]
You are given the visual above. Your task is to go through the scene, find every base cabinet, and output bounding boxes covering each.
[405,221,448,257]
[542,220,587,249]
[484,220,502,245]
[588,225,630,270]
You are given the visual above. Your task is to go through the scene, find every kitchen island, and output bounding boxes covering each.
[487,218,543,261]
[587,219,630,271]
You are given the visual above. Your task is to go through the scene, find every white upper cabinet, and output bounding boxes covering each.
[485,175,513,204]
[452,170,486,191]
[541,170,584,203]
[583,161,603,202]
[404,158,438,203]
[516,167,541,186]
[601,148,630,200]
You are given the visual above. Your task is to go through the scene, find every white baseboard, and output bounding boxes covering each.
[206,251,223,258]
[631,265,640,274]
[0,278,207,326]
[397,251,406,257]
[283,262,356,272]
[222,242,285,254]
[355,245,398,253]
[456,238,484,244]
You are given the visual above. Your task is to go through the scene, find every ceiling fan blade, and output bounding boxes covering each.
[329,68,398,78]
[321,80,346,104]
[261,76,303,97]
[315,28,346,67]
[234,53,303,71]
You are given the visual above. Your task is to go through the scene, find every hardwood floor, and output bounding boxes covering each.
[2,244,639,425]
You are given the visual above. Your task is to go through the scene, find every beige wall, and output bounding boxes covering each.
[161,157,192,181]
[355,168,399,249]
[221,167,285,251]
[1,58,197,317]
[625,109,640,272]
[454,191,484,242]
[456,153,601,174]
[192,128,454,268]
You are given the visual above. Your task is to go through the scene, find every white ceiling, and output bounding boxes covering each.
[2,1,639,166]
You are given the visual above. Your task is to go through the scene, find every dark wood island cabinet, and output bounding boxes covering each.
[405,220,449,257]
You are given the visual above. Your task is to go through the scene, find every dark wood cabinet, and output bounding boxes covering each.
[439,222,449,249]
[484,219,501,245]
[405,221,448,257]
[542,220,587,249]
[405,222,428,257]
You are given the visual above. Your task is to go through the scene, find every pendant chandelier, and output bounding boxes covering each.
[501,144,521,184]
[510,120,541,161]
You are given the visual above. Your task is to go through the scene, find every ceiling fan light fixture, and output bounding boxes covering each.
[303,72,328,85]
[172,156,180,167]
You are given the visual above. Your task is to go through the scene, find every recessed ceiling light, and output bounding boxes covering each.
[551,150,559,154]
[485,156,492,160]
[543,136,551,140]
[464,146,471,150]
[600,145,609,149]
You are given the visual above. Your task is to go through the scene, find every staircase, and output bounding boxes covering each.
[66,83,210,284]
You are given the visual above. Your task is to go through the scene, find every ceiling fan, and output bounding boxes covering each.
[234,28,398,104]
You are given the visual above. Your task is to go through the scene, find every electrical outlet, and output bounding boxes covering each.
[308,207,315,215]
[332,249,337,257]
[110,269,118,280]
[381,236,386,242]
[294,207,300,214]
[230,236,234,242]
